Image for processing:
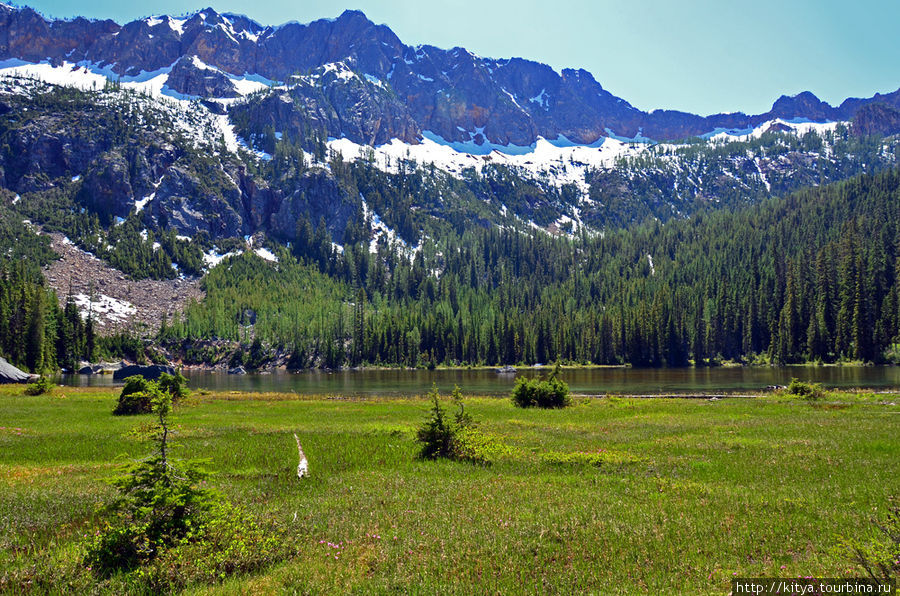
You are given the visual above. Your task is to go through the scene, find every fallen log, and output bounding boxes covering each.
[294,433,308,479]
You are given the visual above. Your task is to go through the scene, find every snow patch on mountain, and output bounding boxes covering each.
[329,133,642,194]
[71,293,136,326]
[704,118,840,142]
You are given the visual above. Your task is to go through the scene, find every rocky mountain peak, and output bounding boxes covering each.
[770,91,834,121]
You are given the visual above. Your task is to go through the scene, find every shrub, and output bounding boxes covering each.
[87,384,288,590]
[511,363,571,408]
[113,372,189,415]
[453,427,511,463]
[158,371,190,401]
[416,385,500,463]
[113,376,154,415]
[134,503,290,592]
[416,385,462,460]
[89,387,217,575]
[787,378,825,401]
[23,375,54,396]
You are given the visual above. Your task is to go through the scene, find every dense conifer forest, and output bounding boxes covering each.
[160,166,900,370]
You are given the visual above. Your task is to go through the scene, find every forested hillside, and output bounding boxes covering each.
[153,166,900,370]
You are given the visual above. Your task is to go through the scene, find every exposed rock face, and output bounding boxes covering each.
[1,5,898,145]
[0,357,32,383]
[851,103,900,137]
[230,62,420,145]
[79,150,134,219]
[113,364,176,380]
[165,55,238,98]
[150,165,245,237]
[269,170,356,242]
[0,82,359,243]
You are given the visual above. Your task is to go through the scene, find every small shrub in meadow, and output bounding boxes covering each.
[416,385,501,464]
[23,375,53,395]
[113,372,189,415]
[787,378,825,401]
[90,387,217,573]
[417,385,459,460]
[511,363,571,408]
[88,382,288,590]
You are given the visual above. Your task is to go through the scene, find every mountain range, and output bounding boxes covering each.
[1,3,899,263]
[3,4,900,146]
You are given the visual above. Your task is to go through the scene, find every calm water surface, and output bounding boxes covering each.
[58,366,900,397]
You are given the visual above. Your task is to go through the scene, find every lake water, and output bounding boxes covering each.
[58,365,900,397]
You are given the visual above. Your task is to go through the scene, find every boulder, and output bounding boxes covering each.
[228,366,247,375]
[0,357,31,383]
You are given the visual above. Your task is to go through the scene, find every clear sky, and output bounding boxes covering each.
[19,0,900,116]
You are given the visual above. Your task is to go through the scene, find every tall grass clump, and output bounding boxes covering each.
[511,363,571,408]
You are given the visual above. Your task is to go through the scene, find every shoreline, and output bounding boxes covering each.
[170,360,893,374]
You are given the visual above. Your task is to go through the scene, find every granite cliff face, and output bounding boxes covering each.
[2,4,899,146]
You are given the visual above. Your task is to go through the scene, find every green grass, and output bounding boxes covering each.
[1,386,898,594]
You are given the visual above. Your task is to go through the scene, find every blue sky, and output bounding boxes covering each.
[20,0,900,116]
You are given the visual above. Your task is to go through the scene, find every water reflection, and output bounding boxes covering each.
[58,365,900,397]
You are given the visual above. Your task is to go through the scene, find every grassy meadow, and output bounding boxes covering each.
[0,384,898,594]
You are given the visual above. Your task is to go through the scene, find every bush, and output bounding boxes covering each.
[135,503,290,591]
[416,385,499,463]
[87,385,290,590]
[416,385,463,460]
[511,364,571,408]
[787,378,825,401]
[113,372,189,415]
[453,427,511,463]
[158,371,189,401]
[23,375,54,396]
[113,376,153,415]
[90,386,217,574]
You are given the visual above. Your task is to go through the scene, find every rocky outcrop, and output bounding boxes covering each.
[229,62,420,145]
[851,103,900,137]
[0,357,32,383]
[165,55,238,98]
[113,364,175,380]
[79,150,134,219]
[150,165,245,237]
[0,94,180,199]
[269,170,356,242]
